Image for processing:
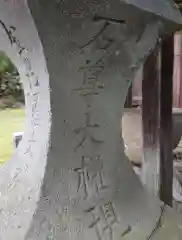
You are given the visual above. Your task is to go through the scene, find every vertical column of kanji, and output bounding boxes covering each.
[68,15,137,240]
[0,1,51,240]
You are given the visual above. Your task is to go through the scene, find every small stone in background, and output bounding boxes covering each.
[12,132,23,150]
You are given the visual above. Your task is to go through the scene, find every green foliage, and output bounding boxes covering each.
[0,51,16,74]
[0,51,24,105]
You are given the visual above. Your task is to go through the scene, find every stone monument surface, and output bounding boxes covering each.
[0,0,182,239]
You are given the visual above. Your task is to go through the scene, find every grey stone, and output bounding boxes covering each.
[0,0,182,239]
[12,132,23,150]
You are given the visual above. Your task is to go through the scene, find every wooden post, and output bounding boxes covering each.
[124,83,132,108]
[142,37,173,206]
[173,32,182,108]
[160,36,173,206]
[142,44,161,198]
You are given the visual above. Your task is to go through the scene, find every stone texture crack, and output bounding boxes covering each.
[148,204,165,240]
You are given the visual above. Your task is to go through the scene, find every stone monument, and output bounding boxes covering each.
[0,0,182,239]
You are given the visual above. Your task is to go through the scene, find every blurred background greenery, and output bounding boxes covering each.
[0,51,25,165]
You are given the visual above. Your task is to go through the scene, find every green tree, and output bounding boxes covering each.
[0,51,24,104]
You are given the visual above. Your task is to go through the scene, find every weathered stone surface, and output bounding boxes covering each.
[0,0,182,239]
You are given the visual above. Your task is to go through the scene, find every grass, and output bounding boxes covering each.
[0,108,25,165]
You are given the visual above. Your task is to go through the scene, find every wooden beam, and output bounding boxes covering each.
[142,37,173,206]
[160,36,173,206]
[173,32,182,108]
[142,43,161,198]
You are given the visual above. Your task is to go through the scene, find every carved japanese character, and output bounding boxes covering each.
[79,15,125,51]
[73,58,105,97]
[85,202,120,240]
[31,110,40,127]
[73,155,107,199]
[24,131,36,158]
[92,155,108,195]
[73,156,90,199]
[0,20,14,44]
[74,112,104,150]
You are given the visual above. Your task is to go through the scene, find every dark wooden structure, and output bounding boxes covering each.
[142,37,174,206]
[160,37,174,206]
[123,0,182,205]
[126,0,182,108]
[124,0,182,205]
[142,43,161,198]
[173,32,182,107]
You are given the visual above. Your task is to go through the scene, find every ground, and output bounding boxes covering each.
[0,108,25,165]
[122,107,182,213]
[122,107,142,165]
